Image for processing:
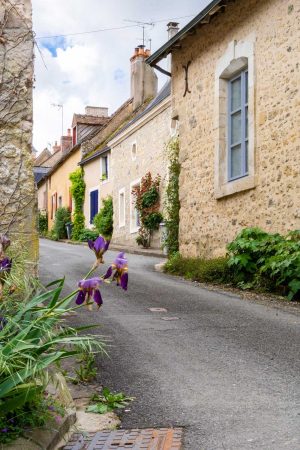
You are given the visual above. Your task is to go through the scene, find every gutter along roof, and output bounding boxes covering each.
[146,0,229,66]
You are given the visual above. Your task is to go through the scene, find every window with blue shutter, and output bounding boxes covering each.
[90,190,98,224]
[228,69,248,180]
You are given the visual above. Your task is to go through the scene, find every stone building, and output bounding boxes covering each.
[147,0,300,258]
[0,0,38,268]
[79,99,134,229]
[109,81,171,248]
[79,45,165,239]
[35,108,109,230]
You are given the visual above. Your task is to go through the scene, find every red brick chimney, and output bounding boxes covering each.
[61,128,72,153]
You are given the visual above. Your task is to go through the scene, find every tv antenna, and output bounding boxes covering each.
[124,20,154,47]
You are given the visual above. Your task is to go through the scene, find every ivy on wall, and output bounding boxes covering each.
[132,172,163,248]
[164,138,180,255]
[69,168,86,240]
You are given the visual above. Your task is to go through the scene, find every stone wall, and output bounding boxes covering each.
[110,99,171,248]
[171,0,300,258]
[0,0,38,269]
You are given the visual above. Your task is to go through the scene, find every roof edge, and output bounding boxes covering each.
[146,0,224,65]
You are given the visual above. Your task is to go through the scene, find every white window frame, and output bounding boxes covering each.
[100,153,110,184]
[214,36,256,199]
[130,178,141,234]
[118,187,125,228]
[89,186,99,226]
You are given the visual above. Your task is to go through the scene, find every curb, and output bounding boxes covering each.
[6,375,76,450]
[41,237,167,259]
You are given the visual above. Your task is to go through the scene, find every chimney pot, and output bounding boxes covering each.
[167,21,179,40]
[67,128,71,136]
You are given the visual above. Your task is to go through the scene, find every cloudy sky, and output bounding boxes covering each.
[32,0,210,152]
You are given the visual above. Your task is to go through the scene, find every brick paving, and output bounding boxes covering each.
[63,428,183,450]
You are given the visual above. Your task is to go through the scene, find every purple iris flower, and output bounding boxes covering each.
[104,252,128,291]
[76,277,103,308]
[88,236,110,265]
[0,257,12,280]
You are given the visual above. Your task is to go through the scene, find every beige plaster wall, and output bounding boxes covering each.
[47,148,80,229]
[110,102,171,248]
[37,180,47,212]
[171,0,300,258]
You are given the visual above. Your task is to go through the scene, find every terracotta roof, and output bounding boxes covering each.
[79,98,134,166]
[34,148,52,166]
[111,81,171,139]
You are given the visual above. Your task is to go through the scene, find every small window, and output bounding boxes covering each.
[100,155,109,182]
[51,192,57,219]
[58,196,62,208]
[131,142,137,161]
[228,69,248,181]
[90,190,98,224]
[43,191,47,209]
[130,180,141,233]
[119,188,125,227]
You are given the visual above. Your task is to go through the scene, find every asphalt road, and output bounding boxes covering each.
[40,239,300,450]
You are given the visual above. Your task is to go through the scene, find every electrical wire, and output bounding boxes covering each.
[35,14,196,40]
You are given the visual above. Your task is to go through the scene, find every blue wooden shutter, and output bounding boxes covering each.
[90,190,98,223]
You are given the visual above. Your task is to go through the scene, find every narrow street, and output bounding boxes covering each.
[40,239,300,450]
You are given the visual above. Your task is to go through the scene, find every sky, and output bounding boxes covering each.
[32,0,210,152]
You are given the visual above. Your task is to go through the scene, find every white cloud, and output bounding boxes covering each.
[32,0,210,152]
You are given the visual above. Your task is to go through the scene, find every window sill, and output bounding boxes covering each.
[130,227,139,234]
[215,174,256,199]
[100,179,110,185]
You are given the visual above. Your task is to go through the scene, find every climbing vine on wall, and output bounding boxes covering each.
[69,168,86,240]
[132,172,163,248]
[164,138,180,255]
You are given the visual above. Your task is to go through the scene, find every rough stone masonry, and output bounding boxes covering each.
[0,0,38,270]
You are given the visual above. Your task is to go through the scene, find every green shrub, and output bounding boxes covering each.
[69,168,86,240]
[164,253,231,284]
[38,211,48,235]
[227,227,300,299]
[164,138,180,255]
[53,207,71,239]
[0,278,107,442]
[143,212,163,231]
[141,187,159,208]
[78,228,99,242]
[93,196,113,239]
